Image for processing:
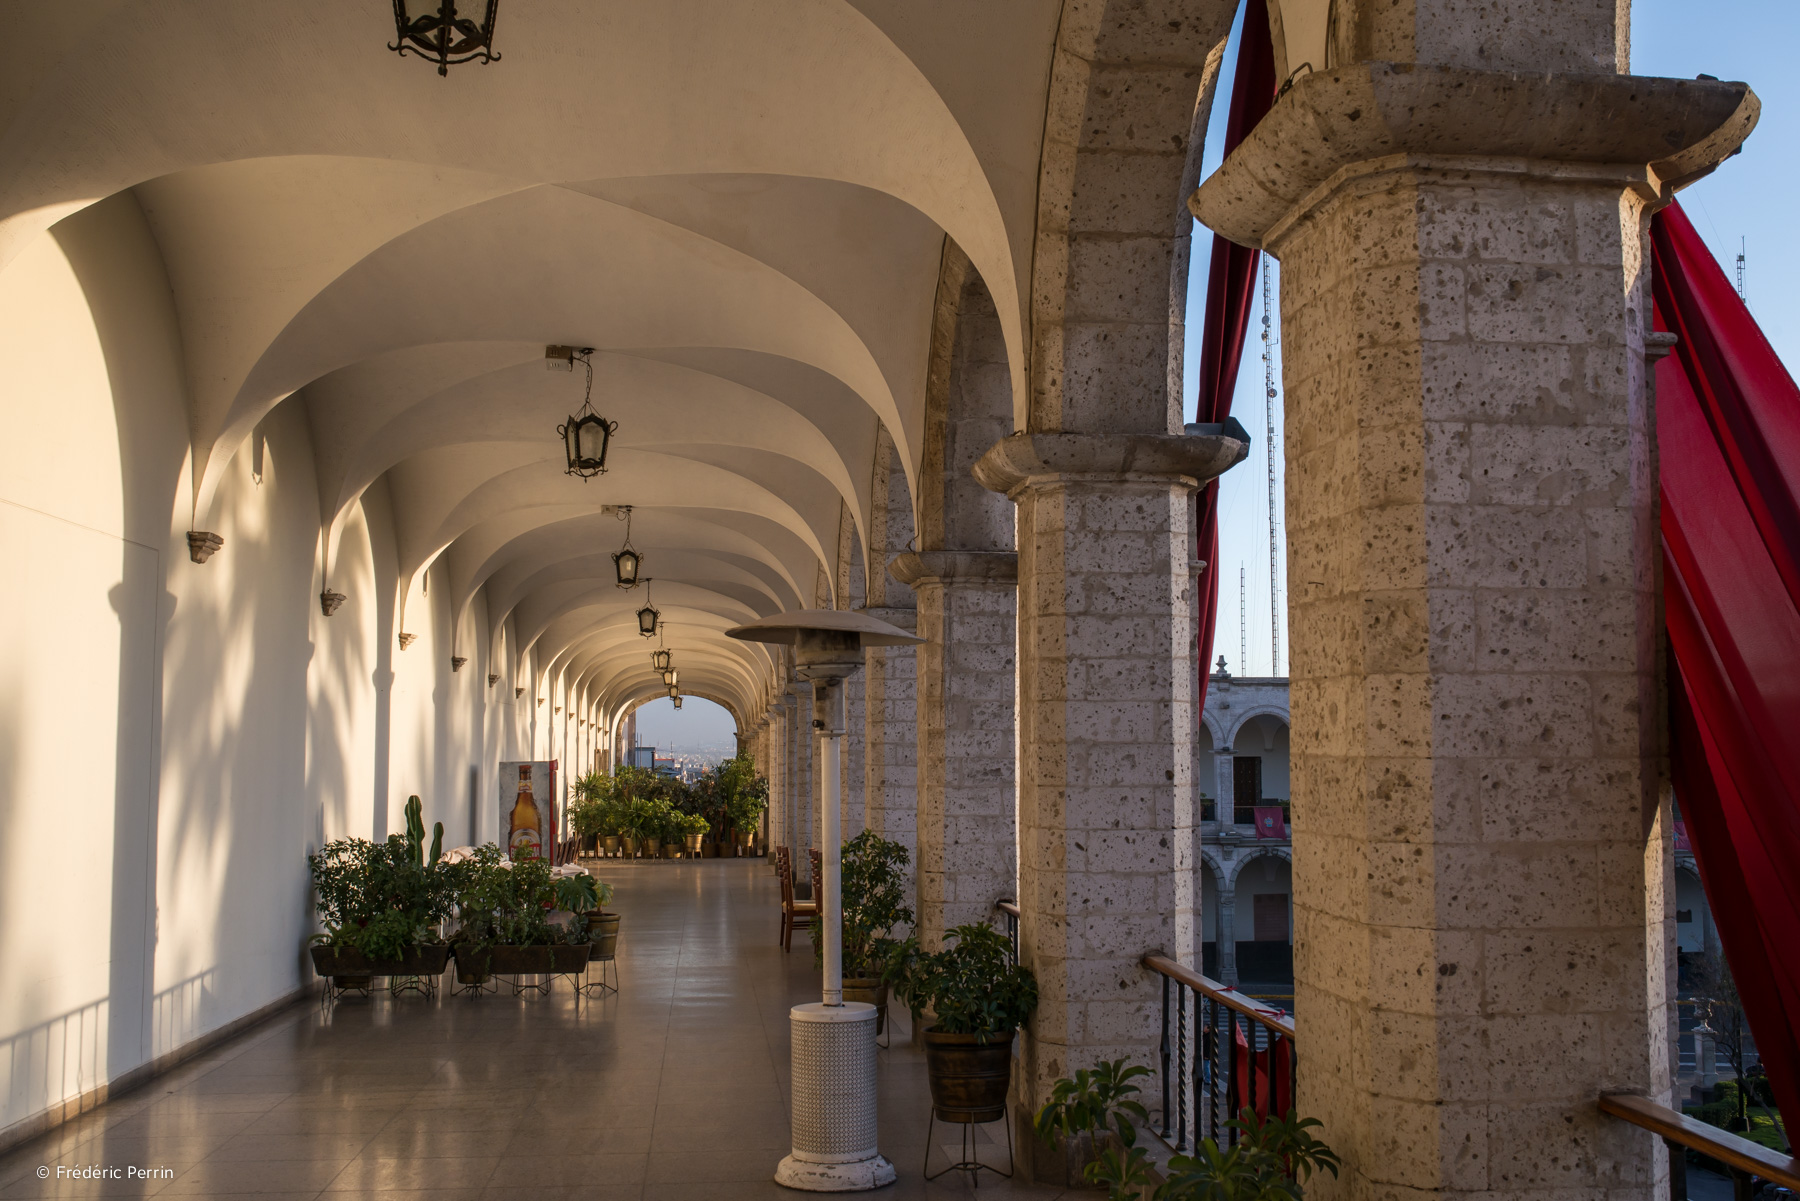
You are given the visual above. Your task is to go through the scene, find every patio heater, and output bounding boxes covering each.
[726,609,923,1191]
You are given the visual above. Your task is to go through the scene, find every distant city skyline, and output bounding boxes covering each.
[631,695,737,754]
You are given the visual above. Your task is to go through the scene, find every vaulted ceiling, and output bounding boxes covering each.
[0,0,1093,725]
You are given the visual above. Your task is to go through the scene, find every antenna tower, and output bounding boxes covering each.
[1239,563,1247,676]
[1261,256,1282,676]
[1736,237,1746,302]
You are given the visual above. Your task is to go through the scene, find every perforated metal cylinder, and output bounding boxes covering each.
[788,1002,878,1163]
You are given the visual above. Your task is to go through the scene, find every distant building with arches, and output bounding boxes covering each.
[1199,666,1292,993]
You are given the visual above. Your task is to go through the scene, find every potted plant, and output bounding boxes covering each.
[718,755,769,854]
[675,810,709,857]
[1034,1058,1339,1199]
[888,922,1038,1123]
[813,831,912,1035]
[568,773,615,856]
[307,795,453,986]
[447,845,591,980]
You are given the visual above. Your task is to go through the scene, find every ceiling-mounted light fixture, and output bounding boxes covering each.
[652,648,672,673]
[613,505,642,588]
[637,581,661,638]
[390,0,501,77]
[673,696,683,710]
[667,684,679,699]
[549,346,615,480]
[663,669,678,688]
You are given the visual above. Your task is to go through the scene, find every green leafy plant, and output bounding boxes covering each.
[886,922,1037,1040]
[550,872,608,914]
[448,844,590,951]
[1032,1063,1340,1201]
[307,832,453,959]
[567,773,618,839]
[812,831,914,977]
[713,754,769,838]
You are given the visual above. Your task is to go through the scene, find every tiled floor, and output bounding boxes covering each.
[0,860,1075,1199]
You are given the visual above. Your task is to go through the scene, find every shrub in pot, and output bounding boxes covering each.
[1033,1059,1339,1200]
[812,831,912,1034]
[307,796,453,984]
[888,922,1038,1122]
[447,845,595,980]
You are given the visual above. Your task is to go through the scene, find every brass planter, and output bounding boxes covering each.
[842,977,889,1036]
[922,1029,1014,1123]
[602,835,620,857]
[644,838,662,858]
[685,832,704,855]
[586,912,621,960]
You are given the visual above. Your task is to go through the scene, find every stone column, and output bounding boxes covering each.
[889,550,1018,950]
[1216,891,1238,988]
[1212,749,1235,825]
[1190,47,1755,1201]
[786,683,813,852]
[975,434,1243,1164]
[861,608,918,886]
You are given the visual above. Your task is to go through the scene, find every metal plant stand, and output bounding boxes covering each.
[922,1107,1015,1184]
[578,957,618,998]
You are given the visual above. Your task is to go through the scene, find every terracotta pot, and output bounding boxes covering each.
[842,977,888,1036]
[922,1029,1014,1123]
[586,912,621,960]
[602,835,620,857]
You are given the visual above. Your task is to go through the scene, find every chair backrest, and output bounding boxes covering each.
[779,860,795,908]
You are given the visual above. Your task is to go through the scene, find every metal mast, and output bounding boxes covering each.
[1737,237,1746,302]
[1239,563,1247,676]
[1261,256,1282,676]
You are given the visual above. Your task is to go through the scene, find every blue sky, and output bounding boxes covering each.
[1190,0,1800,676]
[631,694,737,752]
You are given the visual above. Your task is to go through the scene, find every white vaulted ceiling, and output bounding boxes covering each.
[0,0,1067,722]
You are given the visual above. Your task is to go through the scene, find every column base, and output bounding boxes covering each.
[774,1154,897,1192]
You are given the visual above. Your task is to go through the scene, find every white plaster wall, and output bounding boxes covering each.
[0,196,494,1137]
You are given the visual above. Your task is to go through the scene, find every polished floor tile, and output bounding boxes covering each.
[1,860,1075,1199]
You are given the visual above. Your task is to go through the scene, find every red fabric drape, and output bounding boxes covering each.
[1194,0,1276,714]
[1654,201,1800,1126]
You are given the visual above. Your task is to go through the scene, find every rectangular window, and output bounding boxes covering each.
[1233,756,1262,824]
[1253,892,1289,942]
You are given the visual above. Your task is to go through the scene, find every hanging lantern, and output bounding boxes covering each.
[663,669,678,688]
[389,1,502,76]
[673,696,683,710]
[552,347,616,480]
[612,505,642,588]
[636,587,660,638]
[651,648,672,673]
[668,684,679,699]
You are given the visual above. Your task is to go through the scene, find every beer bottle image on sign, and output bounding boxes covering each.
[509,765,541,859]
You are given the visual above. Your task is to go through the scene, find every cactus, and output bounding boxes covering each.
[404,795,426,868]
[429,820,443,866]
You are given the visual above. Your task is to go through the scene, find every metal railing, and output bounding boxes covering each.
[1600,1092,1797,1201]
[995,898,1020,964]
[1142,954,1296,1153]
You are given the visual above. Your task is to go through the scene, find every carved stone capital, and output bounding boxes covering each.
[887,550,1017,589]
[397,632,417,649]
[186,531,223,563]
[515,686,526,698]
[319,590,346,617]
[1190,63,1758,249]
[487,673,500,687]
[451,656,467,672]
[973,432,1246,499]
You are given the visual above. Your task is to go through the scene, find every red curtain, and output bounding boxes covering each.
[1194,0,1276,715]
[1654,201,1800,1126]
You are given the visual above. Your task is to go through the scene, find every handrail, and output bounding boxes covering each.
[1599,1093,1799,1191]
[1142,954,1295,1039]
[995,899,1020,918]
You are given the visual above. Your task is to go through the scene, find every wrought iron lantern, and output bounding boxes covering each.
[389,1,501,76]
[651,648,673,673]
[663,669,678,688]
[667,684,679,699]
[551,347,615,480]
[636,585,660,638]
[672,696,683,710]
[612,506,641,588]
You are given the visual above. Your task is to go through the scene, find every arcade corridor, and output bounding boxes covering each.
[0,864,1062,1200]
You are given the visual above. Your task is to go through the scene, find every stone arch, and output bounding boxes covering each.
[1224,844,1293,891]
[1224,705,1291,748]
[1200,707,1228,746]
[1028,0,1240,434]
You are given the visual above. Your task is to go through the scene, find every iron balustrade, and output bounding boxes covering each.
[1599,1092,1798,1201]
[995,899,1020,965]
[1142,954,1296,1154]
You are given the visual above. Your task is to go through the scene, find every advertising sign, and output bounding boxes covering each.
[499,760,555,861]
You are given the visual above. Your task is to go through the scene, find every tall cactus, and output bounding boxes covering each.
[428,820,443,866]
[404,795,426,868]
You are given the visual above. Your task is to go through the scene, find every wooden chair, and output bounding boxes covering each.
[779,853,817,951]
